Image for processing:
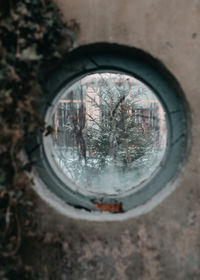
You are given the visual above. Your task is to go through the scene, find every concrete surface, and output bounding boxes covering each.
[31,0,200,279]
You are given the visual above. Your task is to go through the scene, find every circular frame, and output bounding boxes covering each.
[27,44,190,215]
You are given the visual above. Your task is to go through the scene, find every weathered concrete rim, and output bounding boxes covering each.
[31,164,183,222]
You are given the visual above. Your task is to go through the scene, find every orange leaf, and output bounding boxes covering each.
[94,202,123,213]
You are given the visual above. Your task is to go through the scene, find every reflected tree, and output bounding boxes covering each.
[52,73,160,186]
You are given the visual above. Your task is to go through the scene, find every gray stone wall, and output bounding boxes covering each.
[31,1,200,279]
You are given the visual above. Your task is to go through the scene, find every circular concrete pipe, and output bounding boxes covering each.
[27,44,190,221]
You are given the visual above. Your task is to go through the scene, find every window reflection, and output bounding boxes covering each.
[50,73,167,195]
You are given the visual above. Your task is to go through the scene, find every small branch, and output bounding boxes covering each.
[41,0,46,8]
[86,112,103,130]
[1,212,22,258]
[5,197,11,232]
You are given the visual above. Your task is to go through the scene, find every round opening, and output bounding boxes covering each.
[44,72,167,196]
[27,44,189,219]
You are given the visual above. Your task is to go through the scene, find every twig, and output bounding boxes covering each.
[5,197,11,232]
[86,112,104,130]
[41,0,46,8]
[1,212,22,257]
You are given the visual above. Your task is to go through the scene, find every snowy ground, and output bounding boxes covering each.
[52,147,165,195]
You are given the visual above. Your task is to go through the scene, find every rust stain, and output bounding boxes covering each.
[94,202,124,213]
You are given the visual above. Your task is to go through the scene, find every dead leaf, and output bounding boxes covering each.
[19,44,42,61]
[94,202,124,213]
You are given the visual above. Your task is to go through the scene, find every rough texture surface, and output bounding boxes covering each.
[26,0,200,279]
